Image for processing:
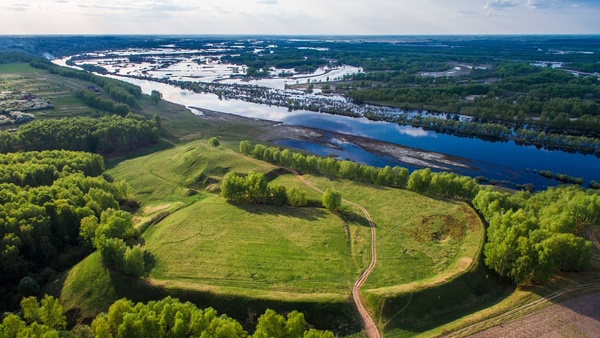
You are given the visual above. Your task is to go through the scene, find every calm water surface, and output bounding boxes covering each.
[111,76,600,190]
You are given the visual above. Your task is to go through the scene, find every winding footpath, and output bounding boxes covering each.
[288,169,381,338]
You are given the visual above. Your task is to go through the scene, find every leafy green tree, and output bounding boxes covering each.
[97,237,127,270]
[208,137,220,147]
[1,314,26,337]
[304,329,335,338]
[322,188,342,211]
[113,103,130,116]
[150,90,162,104]
[20,295,66,330]
[287,187,308,207]
[253,309,286,338]
[239,140,252,155]
[91,314,112,338]
[407,168,432,193]
[124,245,145,277]
[284,311,307,338]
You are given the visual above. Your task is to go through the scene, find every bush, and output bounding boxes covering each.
[17,277,40,296]
[322,188,342,211]
[208,137,220,147]
[288,187,308,207]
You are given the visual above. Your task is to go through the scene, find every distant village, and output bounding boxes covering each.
[0,90,53,125]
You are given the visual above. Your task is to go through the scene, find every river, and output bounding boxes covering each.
[91,73,600,190]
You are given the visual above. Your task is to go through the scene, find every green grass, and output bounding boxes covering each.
[144,194,357,296]
[50,251,359,332]
[271,174,484,290]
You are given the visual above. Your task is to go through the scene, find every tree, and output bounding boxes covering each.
[253,309,286,338]
[407,168,432,193]
[150,90,162,104]
[208,137,220,147]
[239,140,252,155]
[18,277,40,296]
[322,188,342,211]
[113,103,130,116]
[124,245,145,277]
[288,187,308,207]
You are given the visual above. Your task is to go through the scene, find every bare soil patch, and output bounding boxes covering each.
[471,290,600,338]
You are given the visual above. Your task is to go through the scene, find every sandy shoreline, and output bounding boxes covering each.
[192,107,474,172]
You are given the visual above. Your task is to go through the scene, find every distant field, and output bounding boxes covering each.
[0,63,99,120]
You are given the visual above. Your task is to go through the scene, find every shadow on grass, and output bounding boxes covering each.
[234,203,330,221]
[339,209,372,228]
[101,271,362,335]
[374,255,515,337]
[104,140,175,170]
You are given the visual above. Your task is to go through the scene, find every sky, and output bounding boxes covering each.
[1,0,599,35]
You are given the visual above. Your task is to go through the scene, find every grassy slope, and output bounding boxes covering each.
[271,174,484,290]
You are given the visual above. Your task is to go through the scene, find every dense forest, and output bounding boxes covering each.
[344,63,600,134]
[473,186,598,284]
[0,150,136,309]
[0,115,160,155]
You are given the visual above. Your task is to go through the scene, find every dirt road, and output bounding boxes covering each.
[288,169,381,338]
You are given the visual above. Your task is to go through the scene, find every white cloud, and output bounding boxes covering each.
[0,0,598,35]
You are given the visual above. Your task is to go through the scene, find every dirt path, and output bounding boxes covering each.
[287,169,381,338]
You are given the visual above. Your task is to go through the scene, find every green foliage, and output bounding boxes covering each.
[29,59,141,106]
[97,237,127,271]
[19,295,66,331]
[208,137,220,147]
[287,187,308,207]
[322,188,342,211]
[239,140,252,155]
[221,171,288,205]
[0,151,131,290]
[92,297,251,337]
[2,114,160,155]
[18,277,40,296]
[84,208,142,276]
[124,245,145,277]
[150,90,162,104]
[474,186,597,284]
[240,141,477,200]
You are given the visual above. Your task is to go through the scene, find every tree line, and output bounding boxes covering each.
[240,141,479,201]
[0,295,334,337]
[220,170,343,211]
[26,57,142,108]
[75,89,131,116]
[0,151,135,309]
[0,115,160,155]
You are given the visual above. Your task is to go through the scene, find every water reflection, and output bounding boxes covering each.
[87,74,600,190]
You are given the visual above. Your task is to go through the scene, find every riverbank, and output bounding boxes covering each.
[192,107,474,172]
